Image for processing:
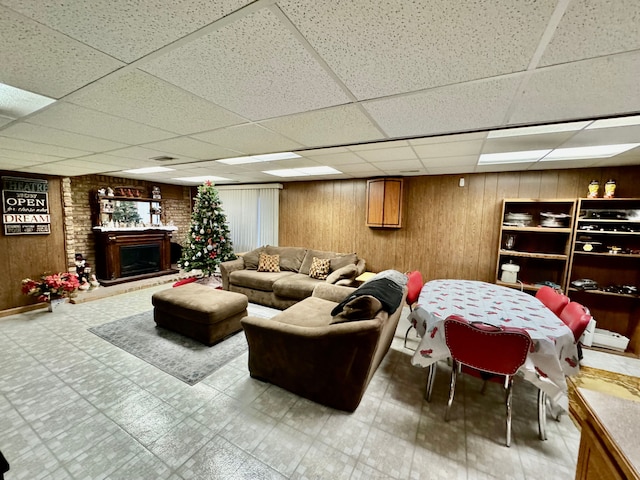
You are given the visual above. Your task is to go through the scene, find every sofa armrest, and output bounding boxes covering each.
[312,283,356,303]
[355,258,366,276]
[219,257,245,290]
[241,315,383,411]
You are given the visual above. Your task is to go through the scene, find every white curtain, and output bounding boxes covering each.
[217,184,281,253]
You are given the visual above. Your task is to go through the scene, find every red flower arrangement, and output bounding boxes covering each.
[21,272,80,302]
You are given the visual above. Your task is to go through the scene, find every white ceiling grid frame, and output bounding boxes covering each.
[141,7,352,121]
[0,123,129,152]
[67,70,247,135]
[0,6,125,99]
[277,0,559,100]
[0,0,256,63]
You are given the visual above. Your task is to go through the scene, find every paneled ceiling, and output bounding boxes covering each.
[0,0,639,185]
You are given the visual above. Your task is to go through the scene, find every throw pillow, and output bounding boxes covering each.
[308,257,331,280]
[331,295,383,323]
[330,253,357,271]
[325,264,358,284]
[257,253,280,272]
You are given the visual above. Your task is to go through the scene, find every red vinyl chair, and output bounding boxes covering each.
[559,301,592,342]
[535,286,569,317]
[443,315,545,447]
[403,271,424,349]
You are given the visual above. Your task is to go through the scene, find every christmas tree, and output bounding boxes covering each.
[178,181,236,276]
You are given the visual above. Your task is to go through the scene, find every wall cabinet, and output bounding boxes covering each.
[366,178,403,228]
[567,198,640,355]
[495,199,576,293]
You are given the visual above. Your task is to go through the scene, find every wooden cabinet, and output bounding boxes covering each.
[495,199,576,293]
[567,198,640,355]
[366,178,403,228]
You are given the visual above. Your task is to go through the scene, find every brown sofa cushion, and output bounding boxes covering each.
[332,295,383,323]
[326,264,359,284]
[272,273,321,300]
[258,253,280,272]
[301,249,356,275]
[229,269,295,291]
[330,253,358,271]
[265,246,306,272]
[242,246,265,270]
[309,257,331,280]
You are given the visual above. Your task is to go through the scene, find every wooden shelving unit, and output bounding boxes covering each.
[495,199,577,292]
[567,198,640,355]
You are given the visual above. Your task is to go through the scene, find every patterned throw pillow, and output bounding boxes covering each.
[309,257,331,280]
[257,253,280,272]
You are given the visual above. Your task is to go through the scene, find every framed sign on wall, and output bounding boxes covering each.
[2,176,51,235]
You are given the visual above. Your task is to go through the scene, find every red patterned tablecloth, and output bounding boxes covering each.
[410,279,579,411]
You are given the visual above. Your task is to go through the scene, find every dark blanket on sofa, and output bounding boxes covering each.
[331,277,404,316]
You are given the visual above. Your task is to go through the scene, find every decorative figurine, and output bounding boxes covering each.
[152,186,161,199]
[97,188,106,196]
[604,179,616,199]
[74,253,91,286]
[107,187,114,197]
[587,180,599,198]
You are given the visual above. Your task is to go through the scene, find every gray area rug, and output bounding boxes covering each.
[89,304,276,385]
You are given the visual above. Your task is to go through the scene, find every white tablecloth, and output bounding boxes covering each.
[410,279,579,411]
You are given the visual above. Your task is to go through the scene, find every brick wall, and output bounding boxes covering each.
[67,175,192,271]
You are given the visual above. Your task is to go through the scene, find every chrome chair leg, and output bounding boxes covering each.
[505,376,513,447]
[445,360,457,421]
[425,363,436,402]
[403,324,415,350]
[537,389,548,441]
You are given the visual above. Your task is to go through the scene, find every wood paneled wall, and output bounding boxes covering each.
[0,172,67,312]
[280,166,640,283]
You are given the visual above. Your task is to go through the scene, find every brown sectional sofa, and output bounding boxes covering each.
[219,245,365,310]
[240,281,408,412]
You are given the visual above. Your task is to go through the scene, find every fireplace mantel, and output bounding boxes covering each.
[93,229,178,286]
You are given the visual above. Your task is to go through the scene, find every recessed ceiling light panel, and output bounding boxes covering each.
[541,143,640,161]
[217,152,301,165]
[478,150,551,164]
[487,122,590,138]
[122,166,175,174]
[263,166,341,177]
[0,82,55,119]
[172,175,231,183]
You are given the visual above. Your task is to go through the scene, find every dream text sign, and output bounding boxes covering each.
[2,176,51,235]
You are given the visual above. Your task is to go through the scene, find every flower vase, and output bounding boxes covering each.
[47,297,66,312]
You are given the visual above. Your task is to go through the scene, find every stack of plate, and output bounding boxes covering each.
[504,212,532,227]
[540,212,571,228]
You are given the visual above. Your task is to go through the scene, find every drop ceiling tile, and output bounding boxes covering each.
[409,132,488,145]
[279,0,556,99]
[297,152,365,165]
[72,153,159,168]
[364,77,521,138]
[0,155,40,168]
[101,146,194,164]
[591,156,640,167]
[332,163,381,174]
[0,117,12,128]
[347,140,410,151]
[528,159,598,170]
[413,140,484,158]
[356,147,417,162]
[260,105,384,148]
[539,0,640,67]
[1,0,253,63]
[371,159,422,171]
[557,125,640,148]
[482,132,576,154]
[297,146,350,156]
[142,137,240,160]
[0,136,89,158]
[142,8,351,120]
[0,148,62,163]
[27,103,175,144]
[0,6,124,98]
[68,70,246,135]
[1,123,128,151]
[475,162,536,173]
[192,124,303,154]
[43,159,120,174]
[509,53,640,125]
[426,166,476,175]
[18,162,100,175]
[420,155,479,167]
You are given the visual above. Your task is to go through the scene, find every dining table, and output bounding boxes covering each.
[409,279,580,413]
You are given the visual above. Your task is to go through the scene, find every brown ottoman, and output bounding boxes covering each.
[151,283,249,346]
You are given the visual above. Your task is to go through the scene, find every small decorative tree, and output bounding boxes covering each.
[178,181,236,276]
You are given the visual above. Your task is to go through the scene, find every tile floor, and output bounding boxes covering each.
[1,284,639,479]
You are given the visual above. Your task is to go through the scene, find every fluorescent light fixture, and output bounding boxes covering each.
[172,175,230,183]
[122,166,175,174]
[263,166,342,177]
[478,150,551,164]
[217,152,301,165]
[541,143,640,161]
[487,121,590,138]
[586,115,640,130]
[0,83,56,119]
